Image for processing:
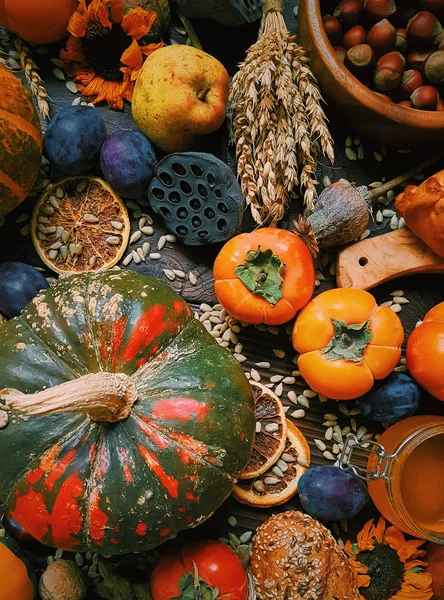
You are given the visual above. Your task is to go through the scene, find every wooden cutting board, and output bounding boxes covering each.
[336,227,444,290]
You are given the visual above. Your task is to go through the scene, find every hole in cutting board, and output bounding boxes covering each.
[359,257,368,266]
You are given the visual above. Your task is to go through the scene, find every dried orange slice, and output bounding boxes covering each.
[239,382,287,480]
[31,176,130,274]
[233,420,310,507]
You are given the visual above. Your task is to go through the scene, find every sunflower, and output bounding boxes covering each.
[60,0,163,110]
[345,517,434,600]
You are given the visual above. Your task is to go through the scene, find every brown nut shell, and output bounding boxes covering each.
[367,19,396,56]
[423,49,444,84]
[333,0,364,30]
[323,14,343,45]
[407,11,442,47]
[343,25,367,49]
[364,0,396,21]
[374,51,406,92]
[410,85,440,109]
[400,69,424,98]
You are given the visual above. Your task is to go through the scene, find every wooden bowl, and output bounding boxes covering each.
[298,0,444,148]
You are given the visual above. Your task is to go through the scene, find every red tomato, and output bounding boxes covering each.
[150,540,248,600]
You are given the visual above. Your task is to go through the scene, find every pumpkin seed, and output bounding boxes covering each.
[323,420,337,427]
[42,205,54,216]
[66,80,78,94]
[15,213,28,223]
[267,326,279,335]
[373,151,383,162]
[55,186,65,199]
[281,453,296,463]
[339,403,349,416]
[254,480,265,492]
[130,230,142,245]
[60,246,68,259]
[291,409,305,419]
[333,444,341,455]
[264,477,280,485]
[149,253,161,260]
[106,236,121,245]
[227,516,237,527]
[76,179,88,193]
[48,250,58,260]
[345,147,357,161]
[239,531,253,544]
[333,431,343,444]
[83,213,98,223]
[272,465,284,478]
[382,209,395,217]
[132,250,141,264]
[158,235,167,250]
[38,224,47,234]
[357,145,365,160]
[48,196,60,209]
[265,423,279,433]
[345,134,353,147]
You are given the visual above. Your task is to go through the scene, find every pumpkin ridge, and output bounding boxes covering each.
[0,168,25,199]
[130,411,233,479]
[0,108,42,147]
[85,272,110,370]
[16,314,77,380]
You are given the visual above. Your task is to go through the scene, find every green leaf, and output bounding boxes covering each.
[234,246,286,306]
[173,570,219,600]
[322,319,372,363]
[407,567,423,573]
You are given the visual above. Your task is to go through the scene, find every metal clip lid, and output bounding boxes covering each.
[339,434,397,482]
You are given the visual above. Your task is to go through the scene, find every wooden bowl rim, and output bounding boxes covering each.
[305,0,444,127]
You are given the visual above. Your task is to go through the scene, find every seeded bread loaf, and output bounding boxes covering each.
[250,511,359,600]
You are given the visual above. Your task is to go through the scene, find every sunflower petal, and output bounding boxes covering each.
[89,0,112,28]
[122,8,156,40]
[357,519,377,552]
[140,41,164,57]
[60,36,86,66]
[68,10,88,37]
[121,38,143,69]
[392,571,434,600]
[110,0,125,23]
[385,525,407,552]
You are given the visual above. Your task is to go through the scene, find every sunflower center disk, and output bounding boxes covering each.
[82,23,132,82]
[358,544,405,600]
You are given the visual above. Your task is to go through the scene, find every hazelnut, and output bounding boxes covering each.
[395,28,409,54]
[393,2,416,28]
[400,69,424,98]
[417,0,444,20]
[367,19,396,56]
[423,49,444,84]
[333,45,347,63]
[406,11,442,47]
[437,98,444,110]
[398,100,414,107]
[333,0,364,30]
[345,43,375,79]
[406,49,433,69]
[323,14,343,45]
[410,85,439,109]
[343,25,367,48]
[373,51,406,91]
[363,0,396,22]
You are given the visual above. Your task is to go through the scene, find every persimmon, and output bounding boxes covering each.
[213,228,315,325]
[406,302,444,400]
[292,288,404,400]
[0,0,76,45]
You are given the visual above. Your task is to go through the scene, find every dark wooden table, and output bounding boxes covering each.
[1,0,444,594]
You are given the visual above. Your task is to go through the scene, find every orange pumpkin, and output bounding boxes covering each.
[0,0,76,45]
[406,302,444,401]
[292,288,404,400]
[0,65,42,216]
[0,539,35,600]
[213,228,315,325]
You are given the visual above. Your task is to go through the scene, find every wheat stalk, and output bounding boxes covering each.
[14,37,50,121]
[229,3,334,224]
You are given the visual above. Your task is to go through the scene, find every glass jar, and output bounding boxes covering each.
[340,415,444,543]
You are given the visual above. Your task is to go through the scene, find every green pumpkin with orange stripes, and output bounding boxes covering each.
[0,65,42,215]
[0,271,254,554]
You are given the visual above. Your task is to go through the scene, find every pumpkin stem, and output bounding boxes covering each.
[0,373,138,423]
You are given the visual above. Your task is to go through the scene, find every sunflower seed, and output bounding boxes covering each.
[234,354,247,363]
[68,243,75,256]
[324,413,337,421]
[46,226,56,234]
[333,443,341,455]
[275,383,283,396]
[65,80,78,94]
[323,451,336,460]
[391,304,402,313]
[253,480,265,492]
[333,431,343,444]
[360,229,371,240]
[325,427,333,441]
[291,409,305,419]
[324,420,337,427]
[287,391,298,404]
[283,376,296,384]
[111,220,123,230]
[72,97,81,106]
[163,269,175,281]
[390,215,399,230]
[121,253,132,266]
[141,226,154,236]
[345,134,353,147]
[382,209,395,217]
[357,426,368,440]
[394,296,409,304]
[174,269,186,279]
[83,213,98,223]
[142,242,151,256]
[130,230,142,245]
[158,235,167,250]
[373,151,383,162]
[189,271,197,285]
[38,224,47,234]
[277,459,288,472]
[137,247,145,262]
[314,439,327,451]
[267,326,279,335]
[375,210,383,223]
[357,145,365,160]
[270,375,283,383]
[61,231,70,245]
[273,349,285,359]
[272,465,284,478]
[48,196,60,209]
[126,200,139,210]
[250,369,261,382]
[166,234,176,243]
[48,249,58,260]
[55,186,65,199]
[323,175,331,187]
[37,217,49,226]
[106,236,121,245]
[390,289,404,297]
[264,477,280,485]
[132,250,141,264]
[381,300,393,307]
[60,246,68,259]
[345,147,357,161]
[255,421,262,434]
[303,389,317,398]
[282,452,296,463]
[339,403,349,416]
[76,179,88,193]
[398,217,406,229]
[265,423,279,433]
[297,456,309,468]
[298,395,310,409]
[42,206,54,216]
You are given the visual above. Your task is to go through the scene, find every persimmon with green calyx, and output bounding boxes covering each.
[0,271,254,555]
[150,540,248,600]
[292,288,404,400]
[0,537,36,600]
[214,228,315,325]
